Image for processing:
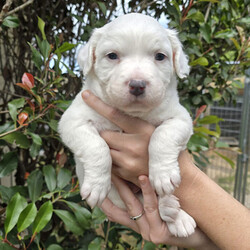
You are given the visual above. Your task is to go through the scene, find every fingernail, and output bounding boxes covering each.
[82,90,90,100]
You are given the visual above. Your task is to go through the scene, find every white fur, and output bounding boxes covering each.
[59,13,196,237]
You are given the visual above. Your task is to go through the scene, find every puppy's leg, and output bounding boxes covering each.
[74,140,112,208]
[159,195,196,237]
[59,116,111,207]
[148,115,192,197]
[148,112,195,236]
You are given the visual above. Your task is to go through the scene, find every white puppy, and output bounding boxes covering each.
[59,13,196,237]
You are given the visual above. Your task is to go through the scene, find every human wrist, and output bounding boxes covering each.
[174,151,201,198]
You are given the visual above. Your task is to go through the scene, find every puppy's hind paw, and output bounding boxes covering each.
[167,209,196,237]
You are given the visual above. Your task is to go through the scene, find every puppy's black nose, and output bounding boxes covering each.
[129,80,146,96]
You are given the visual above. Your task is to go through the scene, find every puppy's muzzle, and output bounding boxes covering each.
[129,80,146,97]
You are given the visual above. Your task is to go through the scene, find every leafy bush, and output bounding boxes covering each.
[0,0,249,249]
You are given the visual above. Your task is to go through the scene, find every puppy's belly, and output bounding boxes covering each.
[108,186,143,209]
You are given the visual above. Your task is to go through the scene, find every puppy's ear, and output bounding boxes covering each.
[166,29,190,79]
[77,29,102,76]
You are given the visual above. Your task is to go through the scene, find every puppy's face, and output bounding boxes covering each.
[78,14,190,114]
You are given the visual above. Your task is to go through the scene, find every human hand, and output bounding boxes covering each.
[82,90,218,249]
[101,174,217,249]
[82,90,155,186]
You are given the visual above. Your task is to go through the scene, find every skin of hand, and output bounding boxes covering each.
[81,90,250,249]
[100,118,153,187]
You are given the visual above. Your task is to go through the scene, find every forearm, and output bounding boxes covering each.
[176,151,250,249]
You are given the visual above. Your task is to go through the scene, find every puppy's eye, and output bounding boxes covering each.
[107,52,119,60]
[155,53,166,61]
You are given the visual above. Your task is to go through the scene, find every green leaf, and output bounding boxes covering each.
[37,16,46,40]
[0,186,15,204]
[47,244,63,250]
[0,152,18,178]
[1,132,30,149]
[0,242,15,250]
[0,186,27,204]
[187,10,204,22]
[33,201,53,234]
[193,154,208,168]
[8,98,25,122]
[54,209,83,235]
[48,119,58,132]
[187,134,209,152]
[35,35,42,51]
[230,37,241,51]
[64,201,91,229]
[88,237,103,250]
[28,132,42,145]
[141,241,157,250]
[60,61,76,77]
[30,142,41,158]
[40,40,51,60]
[214,151,235,168]
[57,169,71,189]
[4,193,27,235]
[55,100,72,110]
[192,95,202,105]
[17,203,37,233]
[27,169,43,202]
[199,115,224,124]
[92,207,106,225]
[2,16,19,28]
[55,42,77,54]
[28,42,44,70]
[231,80,244,89]
[98,2,107,15]
[43,165,57,192]
[190,57,209,66]
[215,123,221,136]
[237,17,250,24]
[198,0,219,2]
[0,122,14,134]
[215,29,236,39]
[194,127,220,137]
[200,23,212,43]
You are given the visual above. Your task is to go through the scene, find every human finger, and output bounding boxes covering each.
[111,151,145,186]
[101,130,151,155]
[138,175,163,229]
[111,175,149,232]
[101,198,139,233]
[100,130,125,151]
[112,164,141,190]
[82,90,155,135]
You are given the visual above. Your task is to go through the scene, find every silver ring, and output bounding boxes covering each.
[130,210,145,221]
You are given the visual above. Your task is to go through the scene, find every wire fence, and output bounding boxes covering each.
[205,72,250,208]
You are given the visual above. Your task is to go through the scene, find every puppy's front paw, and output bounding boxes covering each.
[149,166,180,196]
[80,177,111,208]
[167,210,196,237]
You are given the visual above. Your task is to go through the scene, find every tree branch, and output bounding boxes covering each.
[0,0,13,25]
[6,0,34,16]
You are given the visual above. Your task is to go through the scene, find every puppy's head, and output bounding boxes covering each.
[78,13,189,114]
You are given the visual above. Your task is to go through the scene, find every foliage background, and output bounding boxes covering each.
[0,0,249,249]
